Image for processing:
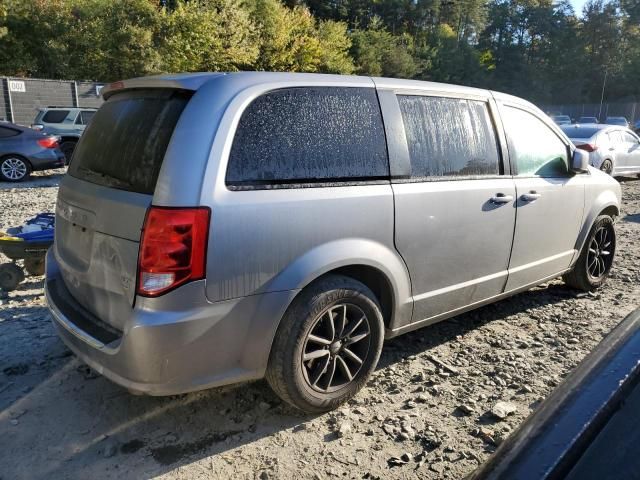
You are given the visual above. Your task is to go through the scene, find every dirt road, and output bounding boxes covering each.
[1,171,639,479]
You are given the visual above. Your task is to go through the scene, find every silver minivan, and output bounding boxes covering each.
[46,73,621,413]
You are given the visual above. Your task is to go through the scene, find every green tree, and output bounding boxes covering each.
[0,0,74,78]
[67,0,161,81]
[157,0,258,73]
[350,17,418,77]
[249,0,353,73]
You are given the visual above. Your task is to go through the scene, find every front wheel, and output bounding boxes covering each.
[266,275,384,413]
[0,263,25,291]
[563,215,616,291]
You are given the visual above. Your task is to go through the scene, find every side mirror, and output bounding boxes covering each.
[571,149,590,173]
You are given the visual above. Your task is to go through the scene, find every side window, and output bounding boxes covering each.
[0,126,20,138]
[623,132,639,144]
[226,87,388,186]
[42,110,70,123]
[502,106,569,177]
[608,131,622,145]
[398,95,500,177]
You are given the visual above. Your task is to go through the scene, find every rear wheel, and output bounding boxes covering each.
[563,215,616,291]
[0,156,31,182]
[60,141,76,165]
[266,275,384,413]
[0,263,25,291]
[24,257,45,276]
[600,159,613,175]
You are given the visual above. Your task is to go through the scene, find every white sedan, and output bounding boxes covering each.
[561,124,640,176]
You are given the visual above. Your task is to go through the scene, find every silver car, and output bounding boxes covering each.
[45,73,621,413]
[551,114,572,125]
[605,116,630,128]
[561,124,640,176]
[32,107,97,162]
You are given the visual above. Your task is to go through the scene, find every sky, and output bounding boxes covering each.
[570,0,589,16]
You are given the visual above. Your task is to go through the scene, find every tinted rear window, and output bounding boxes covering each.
[69,89,191,194]
[226,87,388,186]
[77,110,96,125]
[398,95,500,177]
[561,126,601,138]
[42,110,70,123]
[0,126,20,138]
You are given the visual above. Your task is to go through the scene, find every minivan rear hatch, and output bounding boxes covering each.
[55,88,192,331]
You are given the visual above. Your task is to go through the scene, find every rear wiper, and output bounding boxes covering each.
[76,166,133,188]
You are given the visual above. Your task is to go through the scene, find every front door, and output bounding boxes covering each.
[391,93,516,323]
[620,131,640,173]
[499,104,585,291]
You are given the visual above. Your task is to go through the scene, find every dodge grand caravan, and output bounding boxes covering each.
[45,72,621,413]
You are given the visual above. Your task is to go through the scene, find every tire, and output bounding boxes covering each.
[0,156,31,182]
[600,159,613,175]
[563,215,616,291]
[266,274,384,413]
[0,263,25,291]
[24,257,45,276]
[60,141,76,165]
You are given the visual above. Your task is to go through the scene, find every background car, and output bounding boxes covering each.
[577,116,598,123]
[0,122,65,182]
[561,123,640,176]
[551,114,572,125]
[469,308,640,480]
[604,116,630,128]
[31,106,97,162]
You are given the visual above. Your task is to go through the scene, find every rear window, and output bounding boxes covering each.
[42,110,70,123]
[76,110,96,125]
[561,126,601,138]
[69,89,191,194]
[226,87,388,186]
[398,95,500,178]
[0,126,20,138]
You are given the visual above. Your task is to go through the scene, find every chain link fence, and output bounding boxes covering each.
[0,77,105,127]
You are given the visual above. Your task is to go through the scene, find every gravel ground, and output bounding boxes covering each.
[1,172,639,480]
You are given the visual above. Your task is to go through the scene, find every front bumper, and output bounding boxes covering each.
[45,249,297,395]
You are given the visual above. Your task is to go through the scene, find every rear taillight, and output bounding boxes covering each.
[137,206,210,297]
[37,136,59,148]
[576,143,597,152]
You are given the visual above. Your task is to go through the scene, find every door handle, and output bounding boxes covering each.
[490,193,514,204]
[521,191,542,202]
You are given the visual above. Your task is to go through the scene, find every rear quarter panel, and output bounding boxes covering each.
[190,74,413,329]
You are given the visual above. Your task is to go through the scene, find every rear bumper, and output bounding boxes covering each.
[29,149,66,171]
[45,249,297,395]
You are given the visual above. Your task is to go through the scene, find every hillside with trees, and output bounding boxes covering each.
[0,0,637,105]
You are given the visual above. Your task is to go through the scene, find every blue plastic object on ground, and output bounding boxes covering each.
[6,213,55,242]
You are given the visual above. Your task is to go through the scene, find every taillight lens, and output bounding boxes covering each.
[37,136,59,148]
[137,206,210,297]
[576,143,597,152]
